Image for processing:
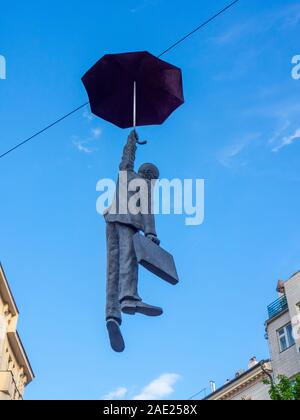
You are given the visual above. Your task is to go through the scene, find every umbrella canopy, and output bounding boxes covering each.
[82,51,184,129]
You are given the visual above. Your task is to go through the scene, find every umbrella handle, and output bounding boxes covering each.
[133,82,147,145]
[133,129,147,145]
[137,139,147,146]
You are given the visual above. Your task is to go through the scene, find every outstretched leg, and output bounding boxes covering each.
[106,319,125,353]
[106,222,124,352]
[118,224,163,317]
[117,223,141,303]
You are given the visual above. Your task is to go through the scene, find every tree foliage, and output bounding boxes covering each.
[263,375,300,400]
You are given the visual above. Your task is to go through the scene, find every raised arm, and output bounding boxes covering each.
[119,130,137,171]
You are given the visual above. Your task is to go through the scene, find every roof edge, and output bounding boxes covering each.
[203,360,271,400]
[7,331,34,383]
[0,263,19,316]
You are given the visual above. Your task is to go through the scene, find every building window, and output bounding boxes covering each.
[277,323,295,352]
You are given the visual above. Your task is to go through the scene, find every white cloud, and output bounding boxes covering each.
[243,99,300,155]
[211,3,300,47]
[103,387,128,400]
[130,0,156,13]
[219,143,246,167]
[83,110,94,121]
[73,140,93,154]
[218,134,260,168]
[132,373,180,401]
[212,22,251,45]
[72,127,102,154]
[268,120,290,145]
[91,127,102,138]
[274,3,300,28]
[272,128,300,153]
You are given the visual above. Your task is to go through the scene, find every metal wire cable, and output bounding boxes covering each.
[158,0,240,58]
[0,0,241,160]
[0,103,89,159]
[188,388,207,400]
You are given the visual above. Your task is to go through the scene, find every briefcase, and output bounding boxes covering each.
[133,233,179,285]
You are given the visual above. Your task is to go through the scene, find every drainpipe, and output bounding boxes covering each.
[260,361,274,386]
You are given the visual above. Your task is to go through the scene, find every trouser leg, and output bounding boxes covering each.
[117,223,141,303]
[105,223,122,324]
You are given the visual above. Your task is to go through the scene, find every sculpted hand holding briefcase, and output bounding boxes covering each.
[133,233,179,286]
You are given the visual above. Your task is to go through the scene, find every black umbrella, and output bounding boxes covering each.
[82,51,184,133]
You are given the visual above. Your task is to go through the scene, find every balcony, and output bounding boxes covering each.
[267,295,288,320]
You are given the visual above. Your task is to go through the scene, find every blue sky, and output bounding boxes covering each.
[1,0,300,400]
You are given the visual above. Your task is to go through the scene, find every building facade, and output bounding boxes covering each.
[0,264,34,400]
[266,271,300,381]
[205,271,300,400]
[205,359,272,400]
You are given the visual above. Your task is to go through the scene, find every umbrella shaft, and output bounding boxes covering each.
[133,81,136,129]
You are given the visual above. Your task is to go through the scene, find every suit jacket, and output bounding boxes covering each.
[104,133,157,236]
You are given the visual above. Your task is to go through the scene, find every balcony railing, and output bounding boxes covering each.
[267,295,288,320]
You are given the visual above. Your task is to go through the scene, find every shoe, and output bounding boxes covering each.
[106,319,125,353]
[121,300,163,317]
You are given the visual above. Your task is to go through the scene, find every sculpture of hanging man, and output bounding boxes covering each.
[104,130,162,352]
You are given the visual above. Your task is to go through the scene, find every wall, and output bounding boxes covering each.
[0,288,26,400]
[285,272,300,359]
[267,308,300,379]
[229,379,270,400]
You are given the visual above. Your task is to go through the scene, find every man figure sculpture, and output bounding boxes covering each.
[104,130,162,352]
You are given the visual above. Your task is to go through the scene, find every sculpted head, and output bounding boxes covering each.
[138,163,160,181]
